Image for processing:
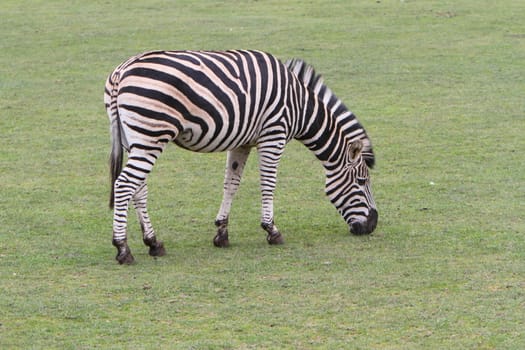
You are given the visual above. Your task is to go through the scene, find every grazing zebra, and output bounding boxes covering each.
[104,50,377,264]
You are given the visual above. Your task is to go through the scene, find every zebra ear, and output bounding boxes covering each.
[349,139,364,161]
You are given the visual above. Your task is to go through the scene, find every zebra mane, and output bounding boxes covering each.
[284,58,334,106]
[284,58,375,168]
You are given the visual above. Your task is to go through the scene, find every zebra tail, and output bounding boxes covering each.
[108,72,124,209]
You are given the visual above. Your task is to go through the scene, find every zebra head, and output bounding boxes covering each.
[325,139,378,235]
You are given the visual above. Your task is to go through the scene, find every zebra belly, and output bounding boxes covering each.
[117,87,259,152]
[173,119,258,153]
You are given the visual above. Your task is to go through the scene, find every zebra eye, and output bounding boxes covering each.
[356,178,367,186]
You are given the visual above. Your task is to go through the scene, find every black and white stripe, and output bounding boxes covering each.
[104,50,377,264]
[284,58,377,235]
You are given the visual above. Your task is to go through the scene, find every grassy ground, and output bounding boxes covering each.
[1,0,524,348]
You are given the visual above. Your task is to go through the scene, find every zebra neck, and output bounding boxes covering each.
[297,96,366,166]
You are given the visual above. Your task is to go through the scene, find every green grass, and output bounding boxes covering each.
[1,0,524,348]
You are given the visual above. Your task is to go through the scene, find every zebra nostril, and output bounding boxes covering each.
[350,221,367,235]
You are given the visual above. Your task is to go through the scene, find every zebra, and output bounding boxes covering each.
[104,50,377,264]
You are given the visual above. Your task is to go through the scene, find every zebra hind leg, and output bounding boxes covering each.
[133,182,166,258]
[112,143,166,264]
[112,170,141,265]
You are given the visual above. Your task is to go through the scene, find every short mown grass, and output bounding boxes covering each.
[1,0,524,348]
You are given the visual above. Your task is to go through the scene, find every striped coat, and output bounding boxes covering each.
[104,50,377,264]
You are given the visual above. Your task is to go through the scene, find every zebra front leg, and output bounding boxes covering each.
[133,182,165,257]
[214,147,251,247]
[257,139,285,245]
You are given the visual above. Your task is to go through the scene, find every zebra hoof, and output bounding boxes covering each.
[149,241,166,257]
[113,240,135,264]
[213,234,230,248]
[116,250,135,265]
[267,232,284,245]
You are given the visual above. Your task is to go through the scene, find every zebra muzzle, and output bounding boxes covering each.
[350,209,378,235]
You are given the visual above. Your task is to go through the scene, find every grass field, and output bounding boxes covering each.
[1,0,524,348]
